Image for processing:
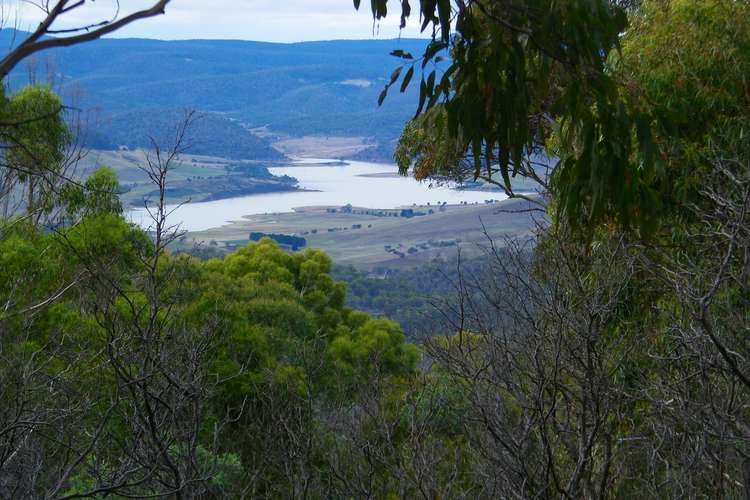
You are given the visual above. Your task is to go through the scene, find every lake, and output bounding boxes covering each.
[129,159,504,232]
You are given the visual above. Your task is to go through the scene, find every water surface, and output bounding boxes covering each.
[130,159,503,232]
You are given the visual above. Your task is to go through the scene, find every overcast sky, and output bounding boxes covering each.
[11,0,428,42]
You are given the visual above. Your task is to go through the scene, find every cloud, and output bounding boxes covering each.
[10,0,429,42]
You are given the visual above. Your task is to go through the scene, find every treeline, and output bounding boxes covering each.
[249,231,307,250]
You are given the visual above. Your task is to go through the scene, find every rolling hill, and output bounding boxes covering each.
[1,31,431,161]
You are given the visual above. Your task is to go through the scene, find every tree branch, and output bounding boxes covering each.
[0,0,171,80]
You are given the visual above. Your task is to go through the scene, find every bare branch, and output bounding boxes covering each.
[0,0,172,80]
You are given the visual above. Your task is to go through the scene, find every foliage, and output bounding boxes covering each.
[368,0,666,228]
[3,86,68,173]
[612,0,750,214]
[249,231,307,249]
[359,1,750,497]
[0,194,421,495]
[0,85,70,216]
[333,256,516,338]
[378,0,750,232]
[60,166,123,220]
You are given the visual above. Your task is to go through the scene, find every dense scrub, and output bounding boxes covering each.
[0,213,420,496]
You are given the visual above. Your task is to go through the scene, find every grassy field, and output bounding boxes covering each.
[182,197,543,270]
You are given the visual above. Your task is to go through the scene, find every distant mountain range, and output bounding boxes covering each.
[2,31,430,161]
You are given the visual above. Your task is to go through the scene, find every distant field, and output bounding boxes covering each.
[181,198,544,270]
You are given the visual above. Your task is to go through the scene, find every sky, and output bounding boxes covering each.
[10,0,429,42]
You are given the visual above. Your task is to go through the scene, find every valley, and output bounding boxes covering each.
[2,32,433,163]
[90,148,539,270]
[76,143,540,271]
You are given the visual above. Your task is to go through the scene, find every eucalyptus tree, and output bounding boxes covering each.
[360,0,643,228]
[363,0,749,232]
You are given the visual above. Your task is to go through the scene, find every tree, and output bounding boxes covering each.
[358,0,656,227]
[362,0,750,233]
[0,85,70,220]
[0,1,178,225]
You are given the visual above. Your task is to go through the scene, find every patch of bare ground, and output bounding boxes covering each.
[272,136,374,158]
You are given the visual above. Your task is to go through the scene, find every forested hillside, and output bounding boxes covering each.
[1,31,428,160]
[88,109,286,160]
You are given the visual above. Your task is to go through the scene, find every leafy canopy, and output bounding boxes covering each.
[364,0,750,233]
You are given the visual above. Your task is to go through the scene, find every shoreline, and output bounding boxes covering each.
[175,197,541,271]
[128,157,512,232]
